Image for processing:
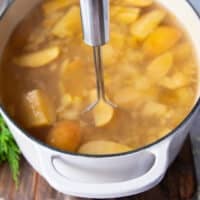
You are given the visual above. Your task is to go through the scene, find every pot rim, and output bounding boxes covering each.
[0,0,199,158]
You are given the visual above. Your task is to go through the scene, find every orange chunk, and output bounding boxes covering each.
[46,120,81,152]
[143,26,182,57]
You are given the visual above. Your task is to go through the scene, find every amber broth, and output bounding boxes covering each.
[0,0,198,154]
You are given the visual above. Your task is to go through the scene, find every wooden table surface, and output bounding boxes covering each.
[0,138,197,200]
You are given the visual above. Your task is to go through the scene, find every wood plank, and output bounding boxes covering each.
[35,175,66,200]
[35,174,82,200]
[0,158,36,200]
[9,158,37,200]
[0,163,13,200]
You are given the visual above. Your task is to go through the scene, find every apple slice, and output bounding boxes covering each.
[123,0,153,7]
[13,46,60,68]
[89,90,114,127]
[131,9,166,40]
[78,140,131,155]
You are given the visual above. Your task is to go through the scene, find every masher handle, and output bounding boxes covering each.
[80,0,110,46]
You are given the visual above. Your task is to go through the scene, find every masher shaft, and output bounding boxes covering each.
[80,0,110,46]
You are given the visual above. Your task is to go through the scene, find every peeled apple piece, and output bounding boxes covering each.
[90,90,114,127]
[173,42,192,62]
[146,52,173,81]
[114,87,142,109]
[143,26,182,57]
[102,44,117,66]
[93,101,114,127]
[142,101,167,117]
[78,140,131,155]
[130,9,166,41]
[52,6,81,38]
[123,0,153,7]
[115,8,141,25]
[110,32,125,49]
[111,6,123,18]
[42,0,77,15]
[20,89,56,128]
[159,72,191,90]
[13,46,60,68]
[60,59,92,96]
[175,87,195,106]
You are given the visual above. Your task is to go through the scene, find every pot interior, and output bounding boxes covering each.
[0,0,200,99]
[0,0,200,155]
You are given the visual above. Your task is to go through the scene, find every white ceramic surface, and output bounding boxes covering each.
[0,0,200,198]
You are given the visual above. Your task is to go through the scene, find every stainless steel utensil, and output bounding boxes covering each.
[80,0,116,112]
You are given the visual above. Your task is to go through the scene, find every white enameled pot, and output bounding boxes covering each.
[0,0,200,198]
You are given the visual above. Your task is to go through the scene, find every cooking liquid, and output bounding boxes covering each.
[0,0,198,152]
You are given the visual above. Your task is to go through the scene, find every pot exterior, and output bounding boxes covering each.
[0,0,200,198]
[1,106,199,198]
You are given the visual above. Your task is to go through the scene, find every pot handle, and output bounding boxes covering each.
[0,0,13,19]
[41,139,171,198]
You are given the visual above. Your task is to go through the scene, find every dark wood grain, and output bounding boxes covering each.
[0,138,197,200]
[35,174,66,200]
[0,163,13,200]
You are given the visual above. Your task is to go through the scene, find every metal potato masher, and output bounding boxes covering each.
[79,0,116,112]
